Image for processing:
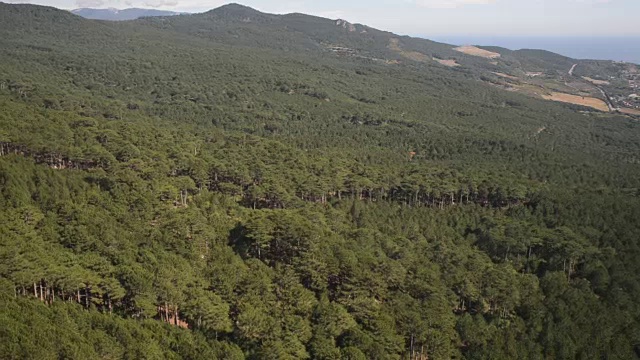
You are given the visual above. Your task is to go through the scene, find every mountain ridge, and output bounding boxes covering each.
[69,3,637,66]
[1,1,637,113]
[131,3,639,113]
[29,2,637,70]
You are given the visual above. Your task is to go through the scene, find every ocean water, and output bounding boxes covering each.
[425,36,640,64]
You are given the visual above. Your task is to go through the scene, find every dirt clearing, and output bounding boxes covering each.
[453,46,500,59]
[541,92,609,112]
[388,38,430,62]
[434,58,460,67]
[492,72,518,80]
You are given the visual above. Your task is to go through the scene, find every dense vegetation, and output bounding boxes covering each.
[1,3,640,359]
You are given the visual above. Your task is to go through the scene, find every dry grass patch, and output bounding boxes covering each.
[582,76,610,85]
[453,46,500,59]
[542,92,609,112]
[492,72,518,80]
[388,38,430,62]
[434,58,460,67]
[388,38,401,51]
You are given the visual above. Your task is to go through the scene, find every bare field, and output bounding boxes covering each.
[542,92,609,112]
[582,76,610,85]
[434,58,460,67]
[453,46,500,59]
[619,107,640,115]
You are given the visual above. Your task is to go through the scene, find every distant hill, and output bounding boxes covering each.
[3,2,637,112]
[71,8,185,21]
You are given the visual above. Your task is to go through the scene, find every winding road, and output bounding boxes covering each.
[568,63,615,112]
[595,86,616,112]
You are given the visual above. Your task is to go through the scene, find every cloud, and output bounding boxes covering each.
[416,0,615,7]
[76,0,106,7]
[415,0,497,8]
[142,0,178,7]
[69,0,212,10]
[316,10,346,19]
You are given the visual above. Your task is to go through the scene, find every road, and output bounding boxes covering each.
[595,86,616,112]
[568,63,615,112]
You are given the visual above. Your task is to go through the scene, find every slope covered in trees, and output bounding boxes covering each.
[1,3,640,359]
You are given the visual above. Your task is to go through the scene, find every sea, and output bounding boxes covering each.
[425,36,640,64]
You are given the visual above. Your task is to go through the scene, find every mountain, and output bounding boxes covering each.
[1,2,640,360]
[137,3,638,113]
[71,7,185,21]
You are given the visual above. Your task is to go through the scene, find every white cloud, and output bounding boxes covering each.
[67,0,223,10]
[142,0,178,7]
[316,10,345,19]
[415,0,497,8]
[76,0,105,7]
[415,0,615,8]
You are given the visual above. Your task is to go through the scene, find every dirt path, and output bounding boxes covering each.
[569,64,577,76]
[595,86,615,112]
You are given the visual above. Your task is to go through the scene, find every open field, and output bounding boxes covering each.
[542,92,609,112]
[434,58,460,67]
[582,76,610,85]
[453,45,500,59]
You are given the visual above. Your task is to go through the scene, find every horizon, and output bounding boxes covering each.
[3,0,640,38]
[428,35,640,64]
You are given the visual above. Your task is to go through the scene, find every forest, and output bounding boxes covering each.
[1,3,640,359]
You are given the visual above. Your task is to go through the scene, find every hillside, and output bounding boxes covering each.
[72,7,184,21]
[135,4,640,114]
[1,3,640,359]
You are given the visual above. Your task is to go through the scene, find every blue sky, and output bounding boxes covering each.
[4,0,640,36]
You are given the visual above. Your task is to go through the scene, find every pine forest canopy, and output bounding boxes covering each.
[0,2,640,359]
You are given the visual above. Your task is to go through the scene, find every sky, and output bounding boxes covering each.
[3,0,640,37]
